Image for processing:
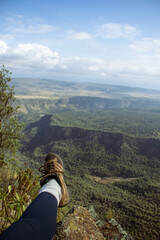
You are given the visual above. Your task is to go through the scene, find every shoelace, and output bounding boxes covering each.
[39,160,64,178]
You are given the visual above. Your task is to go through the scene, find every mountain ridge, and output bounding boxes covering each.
[23,114,160,169]
[12,77,160,93]
[12,78,160,101]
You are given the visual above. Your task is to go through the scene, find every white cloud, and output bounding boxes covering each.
[130,38,160,53]
[6,14,23,23]
[65,23,139,41]
[0,40,8,54]
[0,34,14,41]
[0,40,160,89]
[15,24,57,34]
[87,56,160,76]
[66,30,92,40]
[4,15,57,34]
[96,23,140,40]
[1,14,160,89]
[0,42,60,71]
[11,43,59,58]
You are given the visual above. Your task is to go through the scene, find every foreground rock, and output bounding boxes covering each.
[53,206,133,240]
[99,218,133,240]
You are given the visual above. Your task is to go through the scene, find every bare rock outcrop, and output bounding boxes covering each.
[53,206,133,240]
[54,206,105,240]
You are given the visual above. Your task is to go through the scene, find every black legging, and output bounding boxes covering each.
[0,192,57,240]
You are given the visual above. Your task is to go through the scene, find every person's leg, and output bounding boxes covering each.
[0,153,70,240]
[0,179,61,240]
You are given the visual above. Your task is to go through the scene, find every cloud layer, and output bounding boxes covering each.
[0,15,160,89]
[96,23,140,40]
[1,39,160,86]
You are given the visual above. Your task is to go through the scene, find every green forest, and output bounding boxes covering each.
[20,111,160,240]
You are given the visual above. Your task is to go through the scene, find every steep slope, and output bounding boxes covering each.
[12,78,160,122]
[16,97,160,122]
[21,114,160,240]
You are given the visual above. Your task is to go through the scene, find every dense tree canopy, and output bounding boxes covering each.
[0,65,22,164]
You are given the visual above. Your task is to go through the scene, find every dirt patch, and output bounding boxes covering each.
[85,174,138,185]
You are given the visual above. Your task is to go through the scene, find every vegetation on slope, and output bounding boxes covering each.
[49,110,160,138]
[16,96,160,124]
[0,66,39,233]
[0,66,22,165]
[21,113,160,240]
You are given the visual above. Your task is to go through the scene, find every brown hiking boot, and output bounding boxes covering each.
[39,153,70,208]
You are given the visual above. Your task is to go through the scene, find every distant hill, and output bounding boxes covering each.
[11,78,160,122]
[15,96,160,125]
[12,77,160,100]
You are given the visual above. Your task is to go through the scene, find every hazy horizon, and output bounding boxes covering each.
[1,0,160,90]
[12,76,160,93]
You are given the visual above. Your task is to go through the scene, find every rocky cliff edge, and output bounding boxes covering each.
[53,206,133,240]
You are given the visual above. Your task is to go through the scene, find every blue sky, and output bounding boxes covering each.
[0,0,160,89]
